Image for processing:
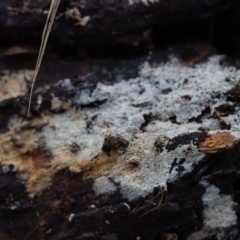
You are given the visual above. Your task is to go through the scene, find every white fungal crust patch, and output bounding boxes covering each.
[41,55,240,200]
[1,55,238,198]
[188,180,238,240]
[92,176,117,194]
[43,110,103,161]
[54,79,74,91]
[111,133,205,201]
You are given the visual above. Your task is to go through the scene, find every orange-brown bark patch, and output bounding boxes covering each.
[199,132,236,153]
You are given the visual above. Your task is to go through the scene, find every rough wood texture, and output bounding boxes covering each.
[0,0,231,47]
[199,132,236,153]
[1,43,240,240]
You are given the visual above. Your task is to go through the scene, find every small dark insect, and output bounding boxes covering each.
[102,134,129,152]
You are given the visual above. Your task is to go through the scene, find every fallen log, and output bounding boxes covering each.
[1,43,240,239]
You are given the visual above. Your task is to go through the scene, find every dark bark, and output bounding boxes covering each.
[0,0,230,47]
[1,141,240,240]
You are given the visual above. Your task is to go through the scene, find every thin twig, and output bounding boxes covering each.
[23,226,38,240]
[27,0,60,117]
[139,189,166,217]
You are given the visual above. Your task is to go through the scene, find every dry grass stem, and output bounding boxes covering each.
[27,0,60,117]
[140,188,166,217]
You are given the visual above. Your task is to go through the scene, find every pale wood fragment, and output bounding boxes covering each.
[199,132,236,153]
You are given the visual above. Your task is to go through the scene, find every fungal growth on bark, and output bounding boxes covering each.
[1,0,240,240]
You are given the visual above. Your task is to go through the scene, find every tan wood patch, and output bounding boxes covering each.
[199,132,236,153]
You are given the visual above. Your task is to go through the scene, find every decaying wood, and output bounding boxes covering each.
[199,132,236,153]
[0,0,231,48]
[1,44,240,239]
